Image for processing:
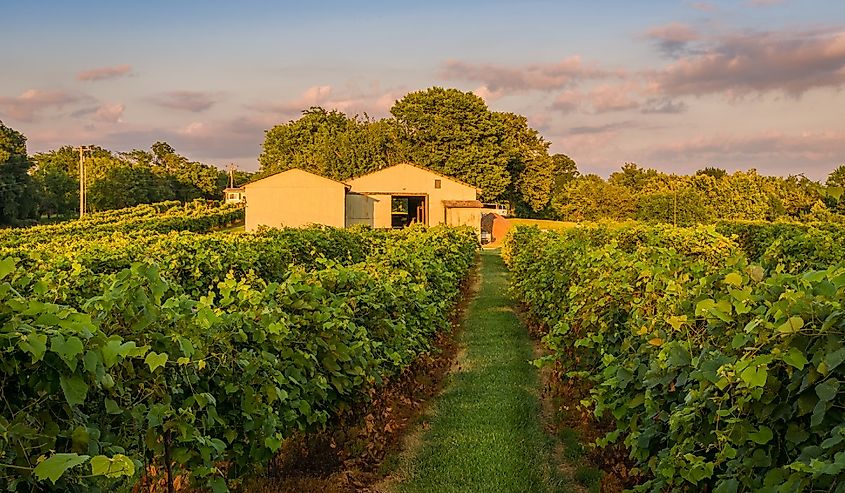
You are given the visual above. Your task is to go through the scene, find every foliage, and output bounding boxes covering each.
[552,166,842,225]
[258,88,559,213]
[0,121,38,225]
[507,223,845,492]
[0,205,477,491]
[552,175,636,221]
[25,141,232,218]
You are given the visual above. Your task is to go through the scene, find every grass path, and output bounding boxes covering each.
[391,250,565,493]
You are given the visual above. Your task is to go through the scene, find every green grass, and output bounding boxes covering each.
[395,250,568,493]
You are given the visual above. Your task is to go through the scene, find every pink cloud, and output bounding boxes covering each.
[250,84,405,120]
[93,103,125,123]
[651,28,845,97]
[588,83,643,113]
[0,89,84,122]
[639,130,845,178]
[76,64,133,82]
[645,22,700,56]
[551,89,583,112]
[689,2,718,12]
[440,56,615,92]
[149,91,223,112]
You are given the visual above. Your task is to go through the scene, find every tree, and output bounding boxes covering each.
[552,174,636,221]
[390,88,514,202]
[0,121,38,225]
[696,167,727,179]
[609,163,662,192]
[258,108,398,181]
[551,153,579,191]
[259,88,560,213]
[32,165,77,217]
[86,156,166,211]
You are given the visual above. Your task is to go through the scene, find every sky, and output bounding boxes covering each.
[1,0,844,180]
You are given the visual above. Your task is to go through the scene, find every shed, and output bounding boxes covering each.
[242,169,348,231]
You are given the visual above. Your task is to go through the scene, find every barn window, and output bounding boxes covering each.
[434,179,441,189]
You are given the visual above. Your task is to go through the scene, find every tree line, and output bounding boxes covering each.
[4,86,844,226]
[552,163,845,225]
[0,121,251,226]
[258,87,572,216]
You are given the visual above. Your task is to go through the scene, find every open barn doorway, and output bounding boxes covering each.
[391,195,427,228]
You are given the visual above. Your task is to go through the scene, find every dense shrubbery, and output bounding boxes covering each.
[0,211,477,491]
[0,201,243,249]
[507,223,845,492]
[716,221,845,273]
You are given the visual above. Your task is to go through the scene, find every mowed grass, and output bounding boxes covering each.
[394,250,566,493]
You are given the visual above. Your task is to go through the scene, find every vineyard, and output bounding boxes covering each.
[0,203,478,491]
[505,221,845,492]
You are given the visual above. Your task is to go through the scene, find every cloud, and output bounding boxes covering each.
[645,22,700,57]
[249,84,406,120]
[93,103,125,123]
[0,89,84,122]
[77,64,133,82]
[689,2,718,12]
[642,130,845,178]
[641,99,688,114]
[550,89,583,112]
[588,83,643,113]
[440,56,614,93]
[567,121,636,135]
[149,91,224,112]
[551,82,648,114]
[71,103,125,123]
[651,28,845,97]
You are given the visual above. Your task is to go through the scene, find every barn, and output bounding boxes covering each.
[242,163,483,235]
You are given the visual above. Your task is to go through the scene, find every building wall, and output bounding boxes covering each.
[346,163,477,227]
[243,169,346,231]
[446,207,483,237]
[345,193,375,227]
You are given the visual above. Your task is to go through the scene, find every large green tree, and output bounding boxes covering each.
[0,121,39,225]
[259,108,400,180]
[259,88,561,213]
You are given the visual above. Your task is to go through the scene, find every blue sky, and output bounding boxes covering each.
[2,0,844,179]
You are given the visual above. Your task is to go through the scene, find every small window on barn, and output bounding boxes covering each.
[434,179,441,189]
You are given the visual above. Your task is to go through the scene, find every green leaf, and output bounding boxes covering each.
[748,265,765,283]
[33,453,90,484]
[0,257,15,280]
[783,347,809,370]
[105,398,123,415]
[19,333,48,363]
[59,374,89,406]
[749,426,773,444]
[714,478,739,493]
[209,477,229,493]
[816,379,840,402]
[740,364,768,388]
[145,352,168,372]
[51,335,84,372]
[724,272,743,287]
[90,454,135,478]
[778,316,804,334]
[825,347,845,372]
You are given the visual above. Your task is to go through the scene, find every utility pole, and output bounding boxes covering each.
[75,146,91,219]
[227,163,237,188]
